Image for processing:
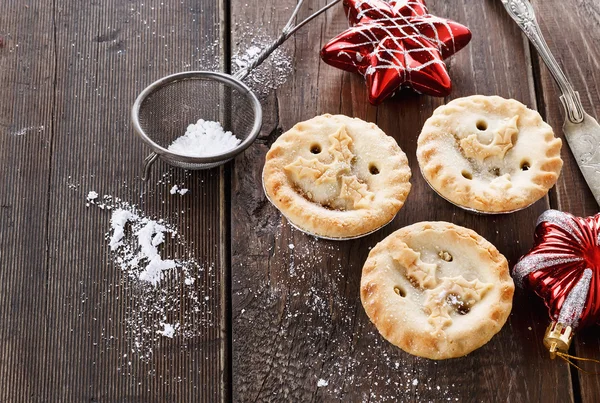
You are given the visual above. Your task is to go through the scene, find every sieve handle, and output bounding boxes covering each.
[142,152,158,181]
[234,34,289,80]
[285,0,341,38]
[233,0,341,81]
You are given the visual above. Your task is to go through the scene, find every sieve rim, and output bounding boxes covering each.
[131,71,263,165]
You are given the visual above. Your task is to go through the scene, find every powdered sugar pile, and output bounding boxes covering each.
[317,379,329,387]
[157,322,178,338]
[109,209,177,286]
[168,119,240,157]
[86,190,98,202]
[169,184,189,195]
[84,191,216,360]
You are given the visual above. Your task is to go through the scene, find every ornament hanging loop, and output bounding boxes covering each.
[555,351,600,375]
[544,321,600,374]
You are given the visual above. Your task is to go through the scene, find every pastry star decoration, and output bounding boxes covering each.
[284,126,375,209]
[320,0,472,104]
[460,115,519,162]
[391,246,437,289]
[391,240,493,335]
[424,277,492,334]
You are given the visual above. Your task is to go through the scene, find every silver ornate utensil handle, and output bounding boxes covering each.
[501,0,584,124]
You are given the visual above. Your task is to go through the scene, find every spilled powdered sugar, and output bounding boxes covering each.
[86,190,98,202]
[108,208,177,287]
[231,27,293,97]
[234,224,460,401]
[317,378,329,387]
[85,191,215,361]
[157,322,178,339]
[169,184,189,196]
[76,170,460,398]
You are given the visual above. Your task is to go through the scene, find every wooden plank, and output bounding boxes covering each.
[230,0,573,401]
[0,2,55,401]
[1,0,229,401]
[532,0,600,401]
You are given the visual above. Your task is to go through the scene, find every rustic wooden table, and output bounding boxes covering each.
[1,0,599,401]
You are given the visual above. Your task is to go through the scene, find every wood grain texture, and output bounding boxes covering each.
[230,0,572,401]
[532,0,600,401]
[0,1,228,401]
[0,2,55,401]
[1,0,595,401]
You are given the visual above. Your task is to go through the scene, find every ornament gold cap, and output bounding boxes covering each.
[543,321,573,359]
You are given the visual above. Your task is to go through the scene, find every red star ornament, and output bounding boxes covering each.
[321,0,472,105]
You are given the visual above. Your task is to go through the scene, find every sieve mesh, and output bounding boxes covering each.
[133,72,262,172]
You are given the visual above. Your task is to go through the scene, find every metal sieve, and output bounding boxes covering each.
[132,0,341,180]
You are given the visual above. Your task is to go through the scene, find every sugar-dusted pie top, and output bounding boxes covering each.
[417,95,563,213]
[262,114,411,239]
[361,221,514,359]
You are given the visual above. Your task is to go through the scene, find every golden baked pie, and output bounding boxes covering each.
[361,222,514,359]
[417,95,563,213]
[262,114,411,239]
